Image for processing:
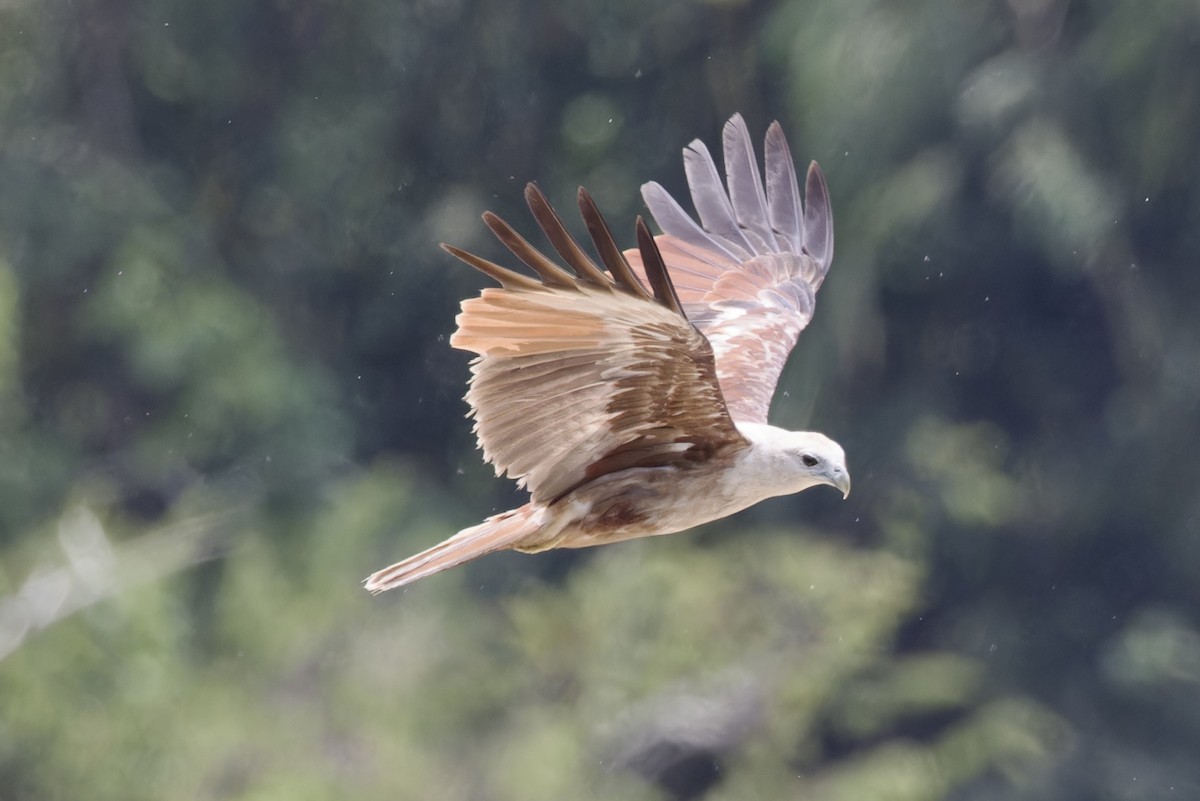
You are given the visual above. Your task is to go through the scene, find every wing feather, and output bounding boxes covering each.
[524,185,615,288]
[447,185,746,504]
[641,181,748,265]
[627,117,835,424]
[803,160,835,275]
[764,121,804,253]
[722,113,778,252]
[682,139,754,257]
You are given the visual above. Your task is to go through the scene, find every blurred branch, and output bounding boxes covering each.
[0,506,240,662]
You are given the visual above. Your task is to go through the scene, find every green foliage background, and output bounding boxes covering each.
[1,0,1198,798]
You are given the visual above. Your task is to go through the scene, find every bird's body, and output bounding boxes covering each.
[366,115,848,593]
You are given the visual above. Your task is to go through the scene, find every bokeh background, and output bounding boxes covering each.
[2,0,1198,798]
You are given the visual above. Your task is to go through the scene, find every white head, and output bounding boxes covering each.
[735,422,851,499]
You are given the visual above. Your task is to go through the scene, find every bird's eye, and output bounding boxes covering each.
[801,454,819,467]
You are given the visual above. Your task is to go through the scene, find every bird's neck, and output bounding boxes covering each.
[729,421,824,502]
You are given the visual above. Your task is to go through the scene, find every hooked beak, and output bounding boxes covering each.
[829,469,851,499]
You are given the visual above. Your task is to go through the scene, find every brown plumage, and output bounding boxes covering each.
[450,184,746,506]
[365,116,848,594]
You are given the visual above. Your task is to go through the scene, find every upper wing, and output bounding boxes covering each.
[446,184,748,505]
[626,114,835,424]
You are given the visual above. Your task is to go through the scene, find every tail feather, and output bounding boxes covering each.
[364,505,539,594]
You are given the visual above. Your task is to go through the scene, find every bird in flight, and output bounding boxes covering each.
[365,114,848,593]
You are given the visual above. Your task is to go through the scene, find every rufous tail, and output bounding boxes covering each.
[364,505,539,594]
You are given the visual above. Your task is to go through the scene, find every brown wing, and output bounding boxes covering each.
[446,184,748,505]
[626,114,835,424]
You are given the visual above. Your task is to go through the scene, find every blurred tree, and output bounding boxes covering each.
[1,0,1198,799]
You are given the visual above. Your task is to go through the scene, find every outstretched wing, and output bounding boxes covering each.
[447,184,748,505]
[626,114,835,424]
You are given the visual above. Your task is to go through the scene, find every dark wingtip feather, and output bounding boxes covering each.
[440,242,545,292]
[635,217,686,318]
[524,183,612,286]
[577,188,655,301]
[481,210,577,288]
